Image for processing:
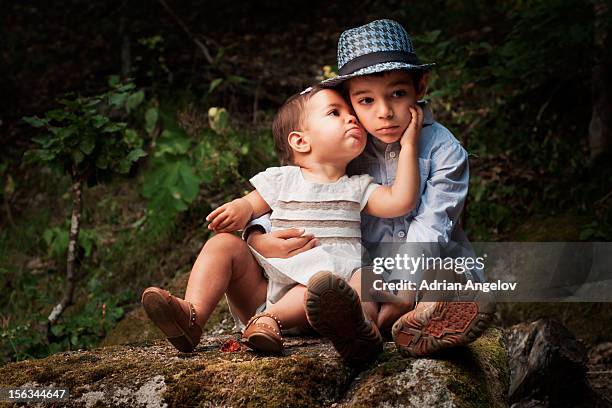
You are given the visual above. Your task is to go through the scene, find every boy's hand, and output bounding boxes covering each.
[206,198,253,233]
[369,289,415,332]
[247,229,318,258]
[399,105,423,148]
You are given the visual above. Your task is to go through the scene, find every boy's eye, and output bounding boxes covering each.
[392,89,408,97]
[358,97,374,105]
[327,109,340,116]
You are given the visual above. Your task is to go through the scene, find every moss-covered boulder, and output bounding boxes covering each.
[1,329,507,407]
[499,213,612,346]
[338,328,508,408]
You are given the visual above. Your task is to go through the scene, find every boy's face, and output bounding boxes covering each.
[347,70,427,144]
[301,89,367,162]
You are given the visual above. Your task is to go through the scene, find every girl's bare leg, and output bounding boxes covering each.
[261,284,309,331]
[184,232,267,328]
[348,269,379,324]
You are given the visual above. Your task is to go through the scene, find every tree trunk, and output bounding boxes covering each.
[119,0,131,78]
[47,176,83,326]
[589,0,612,161]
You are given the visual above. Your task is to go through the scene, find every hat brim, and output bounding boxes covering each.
[320,61,436,88]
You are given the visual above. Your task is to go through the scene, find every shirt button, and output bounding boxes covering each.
[389,151,397,158]
[397,231,406,238]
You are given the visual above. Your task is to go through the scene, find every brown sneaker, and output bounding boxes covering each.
[391,297,495,358]
[141,287,203,352]
[305,271,382,366]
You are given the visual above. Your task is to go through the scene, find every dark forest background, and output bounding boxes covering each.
[1,0,611,364]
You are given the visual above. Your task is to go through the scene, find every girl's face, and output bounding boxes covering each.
[347,70,426,144]
[301,89,367,163]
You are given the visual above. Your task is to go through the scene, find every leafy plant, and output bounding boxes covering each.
[23,79,147,326]
[141,105,254,231]
[43,226,99,262]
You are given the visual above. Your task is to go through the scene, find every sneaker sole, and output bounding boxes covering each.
[305,271,382,365]
[391,300,494,358]
[141,289,196,353]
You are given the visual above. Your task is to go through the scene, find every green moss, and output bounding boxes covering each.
[1,338,355,406]
[340,330,508,408]
[165,350,353,408]
[0,332,508,407]
[443,328,509,408]
[442,348,490,408]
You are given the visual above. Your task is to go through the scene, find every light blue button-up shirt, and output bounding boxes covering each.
[347,101,467,246]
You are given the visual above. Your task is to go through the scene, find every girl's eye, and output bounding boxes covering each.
[358,97,373,105]
[392,90,408,97]
[328,109,340,116]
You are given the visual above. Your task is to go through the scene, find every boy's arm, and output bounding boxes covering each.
[242,214,273,240]
[406,139,468,244]
[206,191,270,233]
[242,214,319,258]
[364,105,423,218]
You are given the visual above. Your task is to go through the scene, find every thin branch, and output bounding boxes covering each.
[48,176,83,326]
[157,0,214,65]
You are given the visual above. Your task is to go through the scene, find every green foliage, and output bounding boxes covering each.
[23,81,147,183]
[0,274,127,362]
[407,0,597,239]
[141,108,201,230]
[136,35,169,80]
[141,105,259,231]
[43,226,99,261]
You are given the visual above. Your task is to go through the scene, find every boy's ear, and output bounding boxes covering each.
[417,72,430,100]
[288,131,311,154]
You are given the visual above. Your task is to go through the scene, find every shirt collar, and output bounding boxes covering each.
[420,100,435,126]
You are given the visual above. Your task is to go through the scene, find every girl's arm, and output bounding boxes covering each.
[206,190,271,233]
[364,105,423,218]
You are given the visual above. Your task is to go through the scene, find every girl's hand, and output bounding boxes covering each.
[400,105,423,148]
[206,198,253,233]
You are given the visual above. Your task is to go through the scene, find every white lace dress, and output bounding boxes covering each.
[248,166,380,309]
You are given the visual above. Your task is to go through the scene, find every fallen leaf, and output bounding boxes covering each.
[219,338,241,352]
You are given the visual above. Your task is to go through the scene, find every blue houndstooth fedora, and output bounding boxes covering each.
[321,19,435,87]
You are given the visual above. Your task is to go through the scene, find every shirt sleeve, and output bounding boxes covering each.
[249,167,284,208]
[357,174,381,211]
[241,213,272,240]
[406,140,468,244]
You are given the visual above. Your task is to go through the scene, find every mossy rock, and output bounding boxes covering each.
[0,329,507,407]
[338,328,508,408]
[498,302,612,345]
[1,336,353,408]
[498,213,612,345]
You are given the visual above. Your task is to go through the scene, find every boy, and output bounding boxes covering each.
[248,19,494,359]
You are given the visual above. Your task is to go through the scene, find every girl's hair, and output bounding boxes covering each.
[272,85,325,166]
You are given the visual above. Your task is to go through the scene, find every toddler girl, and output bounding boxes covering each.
[204,85,423,353]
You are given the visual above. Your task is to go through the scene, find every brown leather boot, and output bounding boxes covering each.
[141,287,203,352]
[305,271,382,366]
